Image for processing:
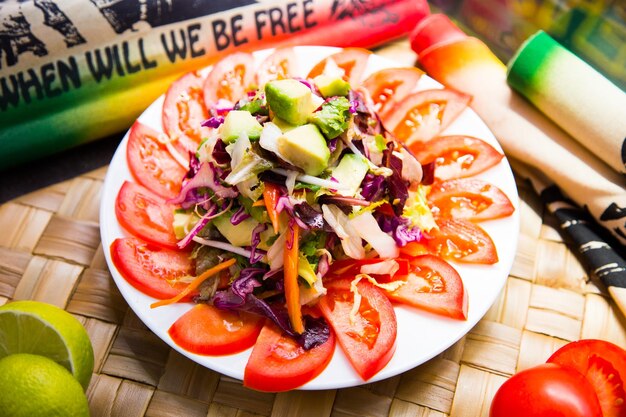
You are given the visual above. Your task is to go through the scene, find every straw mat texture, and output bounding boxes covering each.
[2,164,625,417]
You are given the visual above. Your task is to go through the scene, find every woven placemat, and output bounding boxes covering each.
[2,165,625,417]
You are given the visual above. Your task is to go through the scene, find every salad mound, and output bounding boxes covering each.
[110,47,515,391]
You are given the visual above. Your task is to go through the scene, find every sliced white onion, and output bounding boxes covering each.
[349,210,399,259]
[321,204,364,259]
[266,229,287,270]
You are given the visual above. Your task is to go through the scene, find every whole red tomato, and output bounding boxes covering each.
[490,363,603,417]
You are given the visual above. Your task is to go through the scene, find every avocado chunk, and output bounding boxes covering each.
[213,214,272,250]
[265,79,316,125]
[213,214,259,247]
[277,124,330,176]
[314,74,350,98]
[221,110,263,144]
[173,211,201,239]
[332,153,369,197]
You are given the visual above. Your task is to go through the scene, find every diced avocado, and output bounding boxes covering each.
[213,214,273,249]
[213,214,258,247]
[277,124,330,176]
[221,110,263,144]
[332,153,369,197]
[173,211,201,239]
[265,79,316,125]
[272,116,297,133]
[314,74,350,98]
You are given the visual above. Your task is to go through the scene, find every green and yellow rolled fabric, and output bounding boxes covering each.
[508,31,626,175]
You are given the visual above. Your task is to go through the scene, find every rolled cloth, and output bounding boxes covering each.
[508,30,626,176]
[410,14,626,316]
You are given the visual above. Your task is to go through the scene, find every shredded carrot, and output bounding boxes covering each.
[284,223,304,334]
[150,258,236,308]
[263,183,281,234]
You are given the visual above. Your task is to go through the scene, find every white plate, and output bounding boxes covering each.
[100,46,520,390]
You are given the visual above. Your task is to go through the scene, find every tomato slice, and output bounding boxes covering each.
[168,304,264,356]
[203,52,256,106]
[426,218,498,264]
[548,339,626,417]
[361,67,424,118]
[384,88,471,144]
[428,178,515,222]
[307,48,371,85]
[411,135,504,180]
[110,237,194,300]
[126,121,186,200]
[318,277,397,380]
[256,47,298,87]
[243,319,336,392]
[115,181,178,249]
[490,363,603,417]
[387,255,468,320]
[162,71,210,156]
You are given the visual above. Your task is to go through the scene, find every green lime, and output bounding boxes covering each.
[0,353,90,417]
[0,300,94,390]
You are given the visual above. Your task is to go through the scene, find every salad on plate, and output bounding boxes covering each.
[104,47,517,392]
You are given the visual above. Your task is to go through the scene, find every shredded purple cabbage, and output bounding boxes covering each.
[292,203,327,230]
[249,223,267,264]
[361,173,386,202]
[327,137,339,154]
[169,162,238,207]
[212,267,330,348]
[231,206,251,225]
[212,139,231,165]
[383,142,408,215]
[201,116,224,128]
[176,205,217,249]
[377,214,422,247]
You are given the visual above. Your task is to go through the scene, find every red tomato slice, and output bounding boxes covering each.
[162,71,210,156]
[307,48,371,85]
[115,181,178,249]
[426,218,498,264]
[387,255,468,320]
[203,52,255,105]
[126,121,186,200]
[428,178,515,222]
[384,89,471,144]
[490,363,603,417]
[168,304,264,356]
[243,319,336,392]
[110,237,194,300]
[548,339,626,417]
[361,67,424,118]
[256,47,298,87]
[318,277,397,380]
[411,135,504,180]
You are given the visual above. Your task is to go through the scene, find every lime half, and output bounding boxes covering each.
[0,353,90,417]
[0,300,94,390]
